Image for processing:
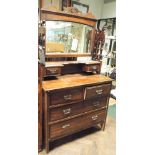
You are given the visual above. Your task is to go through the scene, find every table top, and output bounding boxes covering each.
[42,74,113,91]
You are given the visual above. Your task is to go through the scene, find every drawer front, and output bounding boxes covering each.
[85,84,111,99]
[49,97,108,122]
[50,87,84,105]
[83,64,100,73]
[49,101,84,122]
[50,109,106,139]
[46,67,61,76]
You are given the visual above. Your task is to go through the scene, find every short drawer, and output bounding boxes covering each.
[46,67,61,76]
[85,84,111,99]
[83,64,100,73]
[49,109,106,139]
[49,97,108,122]
[50,87,84,105]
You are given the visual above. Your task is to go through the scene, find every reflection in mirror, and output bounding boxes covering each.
[46,21,93,54]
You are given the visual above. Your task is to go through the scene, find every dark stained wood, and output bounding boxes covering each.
[82,64,100,74]
[85,84,111,99]
[38,62,44,152]
[44,61,101,75]
[50,87,84,105]
[45,66,61,76]
[43,75,112,153]
[41,9,97,27]
[39,9,112,153]
[44,92,50,153]
[49,109,106,139]
[49,97,108,122]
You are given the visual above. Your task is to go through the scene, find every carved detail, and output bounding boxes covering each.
[92,30,105,60]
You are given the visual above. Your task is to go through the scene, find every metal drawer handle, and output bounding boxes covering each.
[62,124,70,129]
[92,66,97,70]
[64,94,72,100]
[93,101,100,107]
[92,115,98,121]
[96,89,103,95]
[50,69,57,73]
[63,108,71,115]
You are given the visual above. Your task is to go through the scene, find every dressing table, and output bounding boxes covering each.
[38,8,112,153]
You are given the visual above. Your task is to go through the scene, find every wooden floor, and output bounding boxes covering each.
[39,116,116,155]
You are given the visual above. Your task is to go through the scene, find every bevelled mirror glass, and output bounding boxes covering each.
[45,21,93,54]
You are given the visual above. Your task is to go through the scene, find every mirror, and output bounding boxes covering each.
[45,21,93,54]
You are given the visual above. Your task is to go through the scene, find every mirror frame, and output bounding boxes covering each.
[40,9,97,58]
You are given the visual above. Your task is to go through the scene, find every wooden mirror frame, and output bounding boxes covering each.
[40,9,97,59]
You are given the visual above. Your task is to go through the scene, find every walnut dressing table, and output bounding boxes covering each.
[38,8,112,153]
[43,74,112,152]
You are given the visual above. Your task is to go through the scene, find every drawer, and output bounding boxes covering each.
[49,109,106,139]
[50,87,84,105]
[49,97,107,122]
[46,67,61,76]
[85,84,111,99]
[83,64,100,73]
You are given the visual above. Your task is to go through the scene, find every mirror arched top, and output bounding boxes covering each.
[41,9,97,27]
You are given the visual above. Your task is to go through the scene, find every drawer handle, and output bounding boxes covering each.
[92,115,98,121]
[63,108,71,115]
[62,124,70,129]
[48,69,57,73]
[96,89,103,95]
[93,101,100,107]
[92,66,97,70]
[64,94,72,100]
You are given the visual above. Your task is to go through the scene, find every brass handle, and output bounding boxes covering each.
[96,89,103,95]
[64,94,72,100]
[92,66,97,70]
[62,124,70,129]
[92,115,98,121]
[93,101,100,107]
[63,108,71,115]
[49,69,57,73]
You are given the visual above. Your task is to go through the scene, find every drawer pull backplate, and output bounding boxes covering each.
[92,115,98,121]
[62,124,70,129]
[63,108,71,115]
[64,94,72,100]
[96,89,103,95]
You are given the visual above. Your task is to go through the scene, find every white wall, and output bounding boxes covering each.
[42,0,116,19]
[79,0,104,19]
[101,1,116,18]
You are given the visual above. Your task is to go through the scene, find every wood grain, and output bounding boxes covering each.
[43,74,112,91]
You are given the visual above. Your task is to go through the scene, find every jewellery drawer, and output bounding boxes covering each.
[85,84,111,99]
[49,97,107,122]
[83,64,100,73]
[46,67,61,76]
[49,109,106,139]
[50,87,84,105]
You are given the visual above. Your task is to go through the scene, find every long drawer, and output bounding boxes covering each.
[49,97,108,122]
[49,109,106,139]
[50,87,84,106]
[85,84,111,99]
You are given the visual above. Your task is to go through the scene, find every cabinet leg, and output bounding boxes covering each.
[100,121,105,131]
[45,142,50,154]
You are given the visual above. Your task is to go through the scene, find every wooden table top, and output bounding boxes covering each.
[45,60,100,68]
[42,74,113,91]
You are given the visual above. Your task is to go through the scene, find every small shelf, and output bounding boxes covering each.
[46,53,91,58]
[45,60,100,68]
